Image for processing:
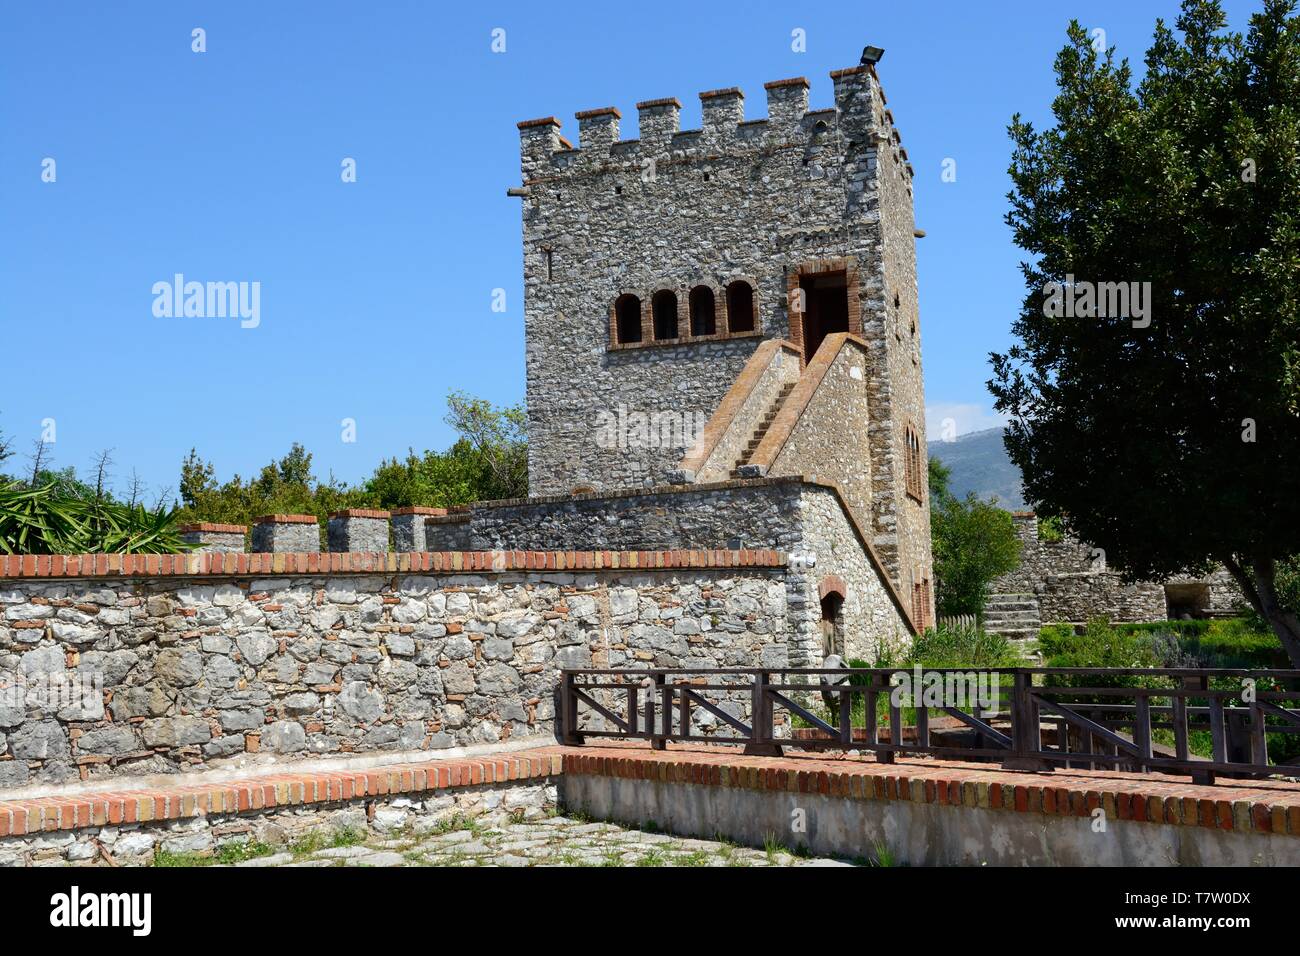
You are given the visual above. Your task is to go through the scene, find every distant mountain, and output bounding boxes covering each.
[927,426,1026,510]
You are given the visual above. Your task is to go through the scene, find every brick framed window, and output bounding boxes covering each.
[609,278,761,351]
[904,422,924,503]
[911,572,933,631]
[612,293,644,345]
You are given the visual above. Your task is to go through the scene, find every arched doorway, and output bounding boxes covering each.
[819,575,847,658]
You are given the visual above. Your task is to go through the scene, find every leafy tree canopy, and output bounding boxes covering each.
[990,0,1300,662]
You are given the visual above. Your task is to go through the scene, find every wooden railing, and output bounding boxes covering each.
[559,667,1300,785]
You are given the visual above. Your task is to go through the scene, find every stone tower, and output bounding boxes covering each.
[513,47,932,617]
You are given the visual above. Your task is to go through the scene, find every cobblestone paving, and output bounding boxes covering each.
[231,816,855,868]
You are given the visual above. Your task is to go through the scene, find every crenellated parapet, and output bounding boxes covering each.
[515,52,913,183]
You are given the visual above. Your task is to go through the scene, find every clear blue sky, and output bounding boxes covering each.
[0,0,1264,500]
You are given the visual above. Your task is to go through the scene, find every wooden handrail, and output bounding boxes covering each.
[559,667,1300,786]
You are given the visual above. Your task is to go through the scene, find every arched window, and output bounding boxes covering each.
[652,290,679,340]
[614,294,642,344]
[726,280,755,333]
[689,286,716,337]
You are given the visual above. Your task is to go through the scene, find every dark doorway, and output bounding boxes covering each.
[820,591,844,657]
[799,271,849,364]
[1165,583,1210,620]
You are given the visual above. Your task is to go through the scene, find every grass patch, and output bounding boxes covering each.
[152,848,213,867]
[288,825,366,858]
[214,840,277,865]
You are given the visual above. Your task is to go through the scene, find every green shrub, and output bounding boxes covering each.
[908,624,1024,669]
[0,481,191,555]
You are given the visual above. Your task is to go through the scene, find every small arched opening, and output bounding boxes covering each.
[614,294,642,344]
[689,286,716,337]
[726,280,755,333]
[652,290,679,340]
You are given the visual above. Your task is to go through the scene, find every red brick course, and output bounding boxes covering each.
[177,523,248,534]
[6,743,1297,840]
[0,749,566,838]
[0,549,786,580]
[561,744,1300,838]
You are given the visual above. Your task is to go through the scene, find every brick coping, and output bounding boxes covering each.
[0,548,786,580]
[0,749,566,839]
[563,744,1300,838]
[7,742,1298,840]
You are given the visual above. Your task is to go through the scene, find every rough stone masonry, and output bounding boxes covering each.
[0,552,813,790]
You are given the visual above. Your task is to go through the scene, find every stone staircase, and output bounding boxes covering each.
[982,592,1042,652]
[729,382,795,478]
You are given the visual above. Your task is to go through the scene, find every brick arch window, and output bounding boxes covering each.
[652,289,679,341]
[614,294,642,344]
[689,285,716,337]
[726,280,755,333]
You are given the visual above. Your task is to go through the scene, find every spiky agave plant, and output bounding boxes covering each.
[0,481,191,554]
[86,499,192,554]
[0,481,89,554]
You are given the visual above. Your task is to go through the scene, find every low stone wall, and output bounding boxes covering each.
[561,748,1300,867]
[461,478,916,660]
[0,550,788,791]
[1040,572,1166,626]
[0,749,561,866]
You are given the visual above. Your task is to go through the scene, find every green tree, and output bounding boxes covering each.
[990,0,1300,663]
[928,459,1023,617]
[444,390,528,500]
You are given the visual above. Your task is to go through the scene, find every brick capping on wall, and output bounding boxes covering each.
[327,509,391,520]
[0,548,786,580]
[391,506,448,517]
[564,746,1300,838]
[177,523,247,535]
[0,749,566,839]
[763,77,810,90]
[253,514,319,525]
[6,743,1298,840]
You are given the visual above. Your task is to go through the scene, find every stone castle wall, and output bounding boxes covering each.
[448,477,915,651]
[989,513,1243,626]
[0,552,791,792]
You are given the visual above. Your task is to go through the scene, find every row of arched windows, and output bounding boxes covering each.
[613,280,757,346]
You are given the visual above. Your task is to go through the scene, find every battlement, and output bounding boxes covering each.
[516,51,913,182]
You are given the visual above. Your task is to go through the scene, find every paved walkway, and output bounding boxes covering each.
[227,815,854,868]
